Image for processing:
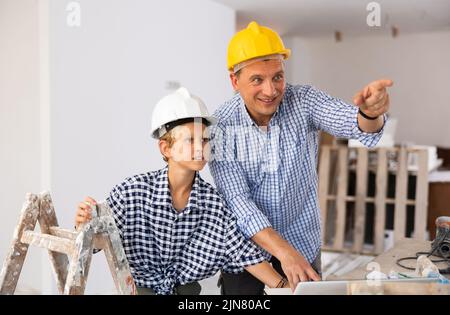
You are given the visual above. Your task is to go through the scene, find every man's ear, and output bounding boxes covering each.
[159,140,171,161]
[230,72,239,91]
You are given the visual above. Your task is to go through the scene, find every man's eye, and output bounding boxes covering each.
[202,137,210,143]
[252,77,262,84]
[274,75,284,81]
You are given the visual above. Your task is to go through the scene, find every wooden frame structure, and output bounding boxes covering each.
[319,145,429,255]
[0,192,136,295]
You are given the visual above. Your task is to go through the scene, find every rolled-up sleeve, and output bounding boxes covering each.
[106,183,128,239]
[209,124,272,238]
[304,85,386,148]
[222,212,268,273]
[230,191,272,238]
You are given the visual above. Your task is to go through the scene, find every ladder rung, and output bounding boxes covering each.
[21,231,75,255]
[48,227,78,240]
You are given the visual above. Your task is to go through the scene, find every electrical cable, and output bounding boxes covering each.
[396,229,450,274]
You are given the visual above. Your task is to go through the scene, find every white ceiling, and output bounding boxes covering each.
[213,0,450,37]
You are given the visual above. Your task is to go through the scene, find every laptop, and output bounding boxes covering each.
[293,278,440,295]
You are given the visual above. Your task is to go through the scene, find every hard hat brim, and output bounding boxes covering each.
[228,49,291,72]
[151,116,217,139]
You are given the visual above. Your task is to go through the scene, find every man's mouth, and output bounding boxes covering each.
[258,96,277,104]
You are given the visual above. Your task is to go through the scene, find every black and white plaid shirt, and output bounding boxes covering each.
[105,166,267,295]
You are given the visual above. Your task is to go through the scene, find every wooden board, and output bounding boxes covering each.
[353,148,368,252]
[349,282,450,295]
[334,147,348,250]
[39,192,69,293]
[319,145,430,255]
[414,150,429,240]
[318,146,331,245]
[374,148,387,254]
[0,194,40,294]
[394,147,408,243]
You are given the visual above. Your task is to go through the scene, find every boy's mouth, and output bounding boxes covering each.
[192,153,204,161]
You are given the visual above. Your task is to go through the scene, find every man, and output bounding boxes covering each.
[209,21,393,295]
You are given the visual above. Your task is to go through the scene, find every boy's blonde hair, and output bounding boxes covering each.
[159,130,175,162]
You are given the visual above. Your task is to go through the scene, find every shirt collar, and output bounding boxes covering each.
[158,166,199,214]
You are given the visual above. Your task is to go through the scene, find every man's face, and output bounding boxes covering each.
[230,59,286,126]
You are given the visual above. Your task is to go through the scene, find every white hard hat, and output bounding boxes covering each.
[150,87,216,139]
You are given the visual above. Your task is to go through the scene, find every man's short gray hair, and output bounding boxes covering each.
[233,54,284,74]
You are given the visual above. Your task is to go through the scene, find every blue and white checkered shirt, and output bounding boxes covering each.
[209,83,385,263]
[105,166,266,295]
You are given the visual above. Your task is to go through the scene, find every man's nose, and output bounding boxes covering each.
[262,80,277,97]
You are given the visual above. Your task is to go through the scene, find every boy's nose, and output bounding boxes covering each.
[193,138,203,149]
[193,148,203,160]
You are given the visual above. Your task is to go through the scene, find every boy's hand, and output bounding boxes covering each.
[74,196,97,230]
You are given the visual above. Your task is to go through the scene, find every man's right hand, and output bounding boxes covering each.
[252,227,321,292]
[74,196,97,230]
[279,247,321,291]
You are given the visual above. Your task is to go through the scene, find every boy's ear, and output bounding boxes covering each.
[159,140,171,161]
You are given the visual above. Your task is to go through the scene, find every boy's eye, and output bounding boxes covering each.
[184,138,209,144]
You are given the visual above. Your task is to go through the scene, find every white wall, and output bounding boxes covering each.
[1,0,235,294]
[0,0,44,294]
[48,0,234,294]
[284,30,450,147]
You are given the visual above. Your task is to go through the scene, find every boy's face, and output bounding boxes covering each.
[230,59,286,126]
[159,122,210,171]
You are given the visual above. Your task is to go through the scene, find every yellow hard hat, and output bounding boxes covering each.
[227,21,291,71]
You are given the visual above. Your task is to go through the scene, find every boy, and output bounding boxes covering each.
[75,87,289,295]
